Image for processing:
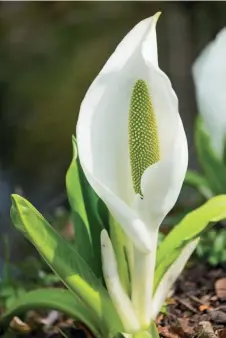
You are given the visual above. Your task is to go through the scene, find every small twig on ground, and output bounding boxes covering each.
[187,295,206,305]
[174,296,198,313]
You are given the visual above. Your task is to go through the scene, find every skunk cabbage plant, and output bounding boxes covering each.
[76,11,188,327]
[2,13,226,338]
[185,28,226,199]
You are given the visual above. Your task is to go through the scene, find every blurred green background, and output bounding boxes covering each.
[1,1,226,261]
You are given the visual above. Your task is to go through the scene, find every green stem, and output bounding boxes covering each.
[132,230,158,326]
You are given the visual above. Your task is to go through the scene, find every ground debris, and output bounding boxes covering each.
[9,316,31,334]
[1,262,226,338]
[216,328,226,338]
[158,263,226,338]
[198,321,217,338]
[210,310,226,324]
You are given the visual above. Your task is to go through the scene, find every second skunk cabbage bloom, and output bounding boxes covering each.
[76,13,188,252]
[192,28,226,159]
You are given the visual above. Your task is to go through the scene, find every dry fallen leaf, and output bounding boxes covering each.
[158,325,181,338]
[156,313,164,324]
[158,319,193,338]
[9,316,31,334]
[166,298,177,305]
[199,321,217,338]
[178,317,194,335]
[199,305,213,312]
[215,278,226,300]
[217,328,226,338]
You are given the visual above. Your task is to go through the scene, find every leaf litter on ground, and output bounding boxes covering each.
[1,261,226,338]
[157,262,226,338]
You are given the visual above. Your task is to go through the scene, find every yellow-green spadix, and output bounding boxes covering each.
[76,13,188,252]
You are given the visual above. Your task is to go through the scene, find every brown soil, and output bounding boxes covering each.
[157,262,226,338]
[1,262,226,338]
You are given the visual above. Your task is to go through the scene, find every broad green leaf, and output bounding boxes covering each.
[66,136,93,272]
[10,195,123,336]
[77,156,109,278]
[184,169,213,199]
[0,288,101,338]
[195,117,226,194]
[66,136,109,278]
[109,215,130,295]
[154,195,226,293]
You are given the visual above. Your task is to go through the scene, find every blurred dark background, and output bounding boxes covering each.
[0,1,226,261]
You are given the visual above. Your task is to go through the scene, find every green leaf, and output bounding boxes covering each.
[66,136,93,272]
[109,215,130,295]
[0,288,101,338]
[209,254,219,266]
[148,321,160,338]
[195,117,226,194]
[10,194,123,336]
[184,169,213,199]
[154,195,226,293]
[66,136,109,278]
[213,233,225,253]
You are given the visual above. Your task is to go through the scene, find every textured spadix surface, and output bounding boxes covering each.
[129,79,160,196]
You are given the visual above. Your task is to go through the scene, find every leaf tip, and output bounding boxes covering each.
[10,193,20,209]
[71,135,78,159]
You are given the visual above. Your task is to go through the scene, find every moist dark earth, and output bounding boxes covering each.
[1,262,226,338]
[157,263,226,338]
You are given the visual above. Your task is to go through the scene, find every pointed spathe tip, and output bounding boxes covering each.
[154,12,162,21]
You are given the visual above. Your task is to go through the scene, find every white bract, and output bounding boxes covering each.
[77,13,188,332]
[192,28,226,159]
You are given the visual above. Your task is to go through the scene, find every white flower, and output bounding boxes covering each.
[77,13,188,251]
[192,28,226,159]
[77,12,188,328]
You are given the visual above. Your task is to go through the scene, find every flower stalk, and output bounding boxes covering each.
[132,230,158,327]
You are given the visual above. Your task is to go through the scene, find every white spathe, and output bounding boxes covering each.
[101,229,140,333]
[192,28,226,159]
[76,13,188,251]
